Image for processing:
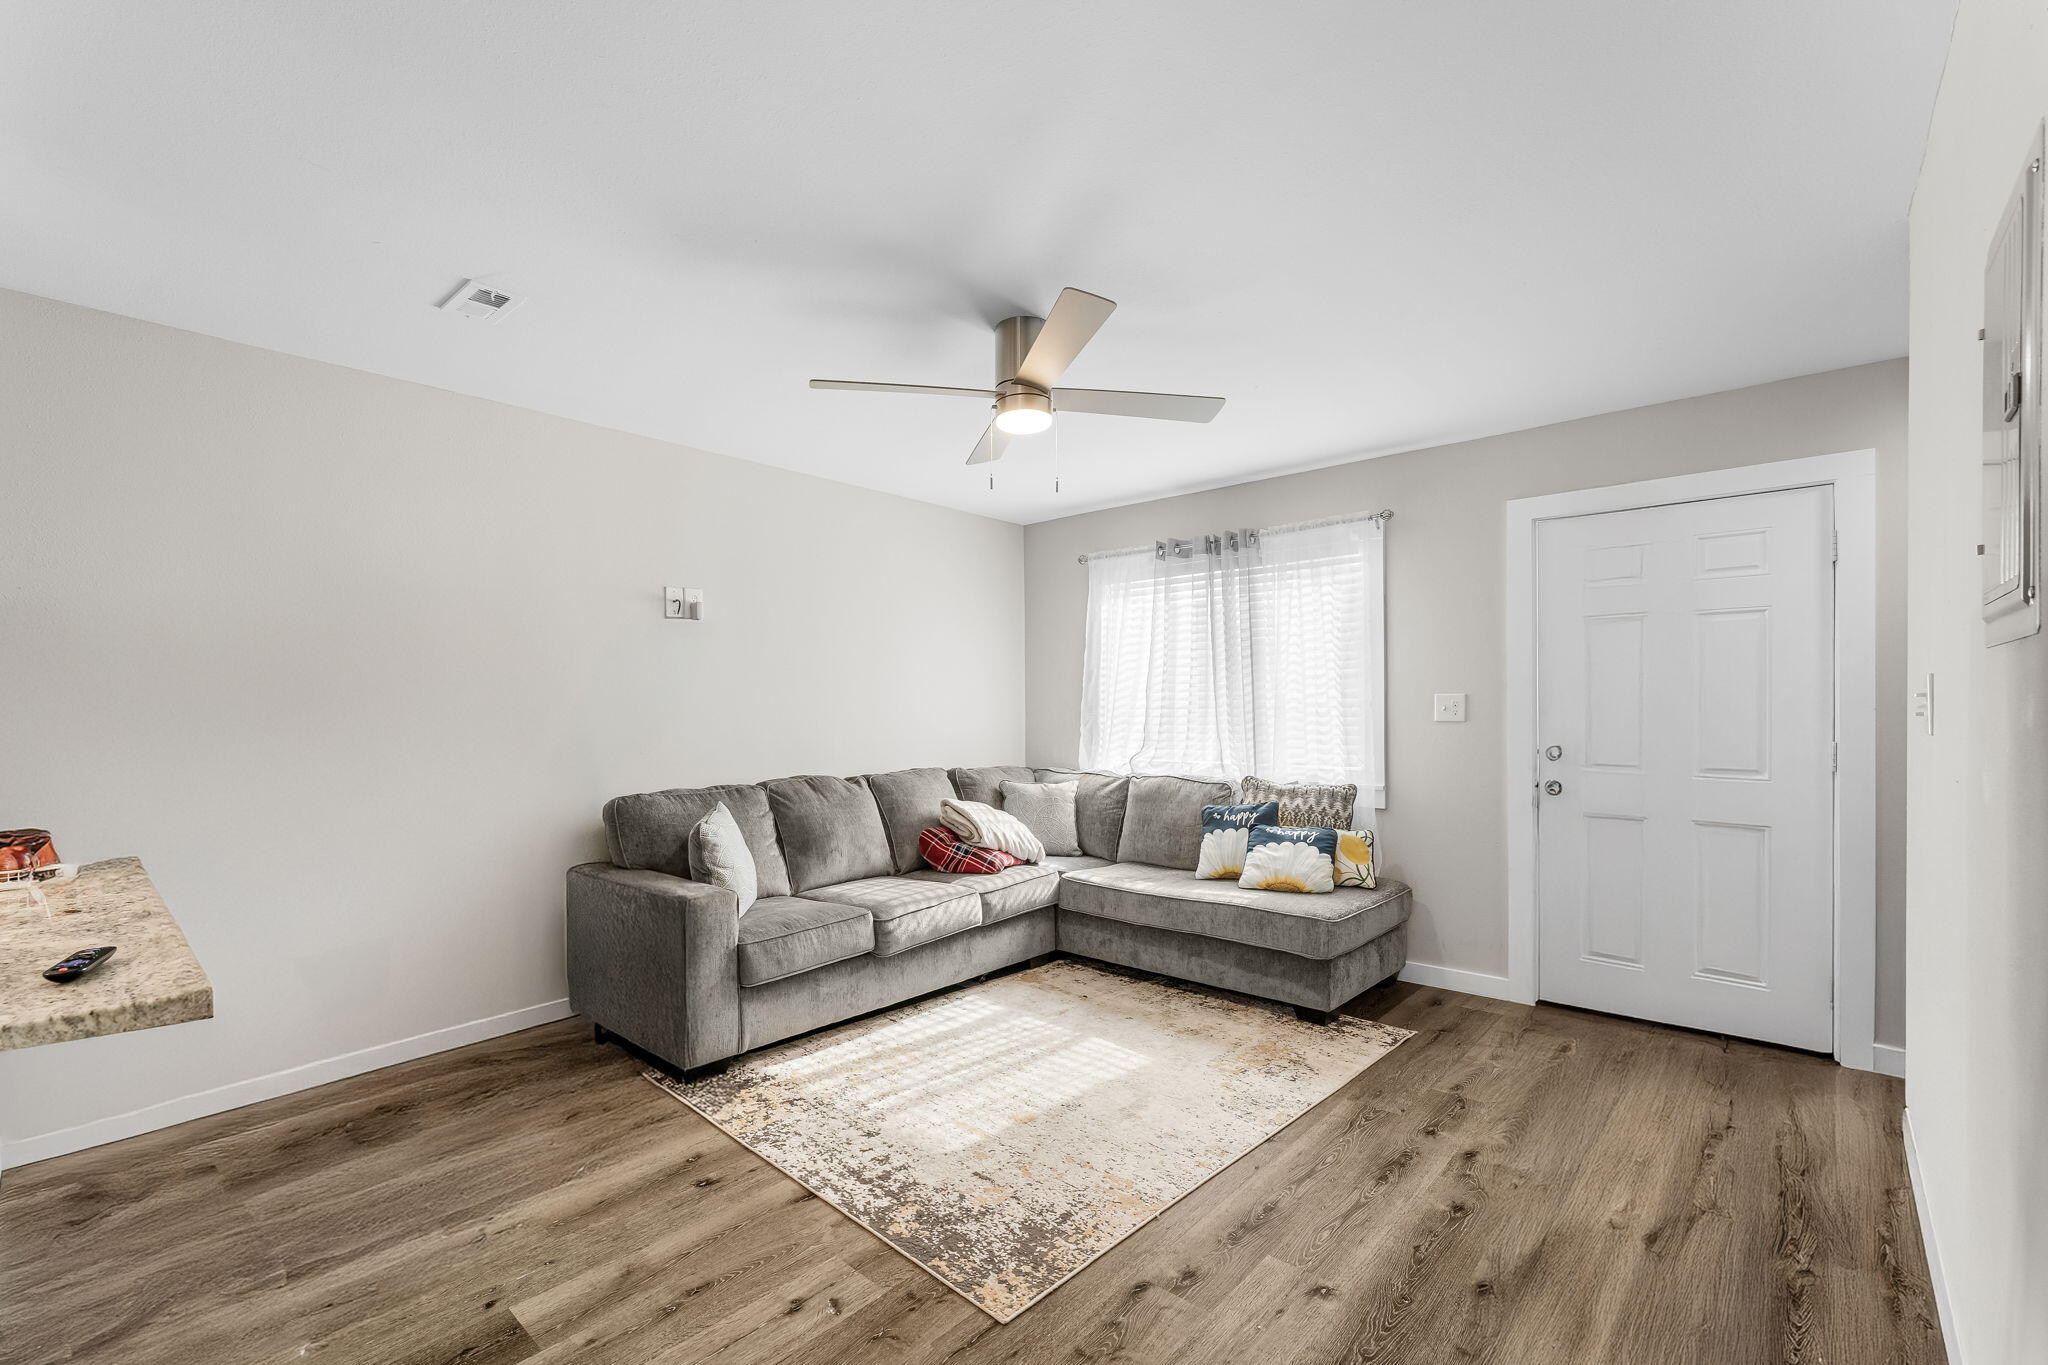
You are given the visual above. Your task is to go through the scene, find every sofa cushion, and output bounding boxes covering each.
[737,897,875,987]
[905,862,1061,924]
[864,767,960,873]
[1115,775,1235,869]
[1000,780,1083,857]
[805,876,983,956]
[1035,769,1131,861]
[604,782,792,899]
[950,765,1036,806]
[1040,854,1114,874]
[1058,863,1409,960]
[763,775,895,893]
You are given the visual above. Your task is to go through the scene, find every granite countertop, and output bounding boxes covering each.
[0,857,214,1051]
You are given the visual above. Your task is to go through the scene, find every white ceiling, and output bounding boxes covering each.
[0,1,1954,524]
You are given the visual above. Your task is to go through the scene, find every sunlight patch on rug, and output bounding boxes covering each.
[645,959,1411,1320]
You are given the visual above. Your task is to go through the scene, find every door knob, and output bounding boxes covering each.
[1544,745,1563,761]
[1544,780,1564,796]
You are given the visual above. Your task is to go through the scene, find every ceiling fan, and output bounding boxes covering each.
[809,288,1226,466]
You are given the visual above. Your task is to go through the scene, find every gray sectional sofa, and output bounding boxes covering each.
[567,765,1410,1079]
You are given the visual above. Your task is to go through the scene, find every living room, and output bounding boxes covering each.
[0,3,2039,1362]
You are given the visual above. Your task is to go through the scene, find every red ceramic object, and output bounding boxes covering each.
[0,830,59,872]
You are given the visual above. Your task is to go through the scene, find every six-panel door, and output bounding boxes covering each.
[1535,486,1836,1050]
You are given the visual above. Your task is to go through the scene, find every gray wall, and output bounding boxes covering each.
[1024,360,1907,1046]
[0,289,1026,1161]
[1904,0,2048,1358]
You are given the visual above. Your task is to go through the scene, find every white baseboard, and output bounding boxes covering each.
[1393,963,1898,1074]
[1397,960,1520,1003]
[1902,1108,1963,1365]
[3,997,575,1170]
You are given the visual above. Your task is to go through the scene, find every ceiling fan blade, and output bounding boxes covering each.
[810,379,997,399]
[1052,387,1226,422]
[965,419,1011,466]
[1014,288,1117,389]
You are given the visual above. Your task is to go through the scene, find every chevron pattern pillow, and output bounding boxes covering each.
[1237,776,1359,830]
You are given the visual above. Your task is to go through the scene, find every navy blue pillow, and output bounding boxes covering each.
[1239,824,1338,893]
[1195,801,1280,880]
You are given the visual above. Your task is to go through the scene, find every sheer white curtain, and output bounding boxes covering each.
[1078,514,1386,807]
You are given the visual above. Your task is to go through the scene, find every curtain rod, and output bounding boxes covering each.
[1076,508,1392,564]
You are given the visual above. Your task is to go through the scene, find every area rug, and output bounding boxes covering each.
[644,959,1411,1320]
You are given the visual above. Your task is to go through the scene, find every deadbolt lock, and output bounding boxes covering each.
[1544,745,1563,761]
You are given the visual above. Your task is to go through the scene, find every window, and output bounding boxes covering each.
[1078,513,1386,807]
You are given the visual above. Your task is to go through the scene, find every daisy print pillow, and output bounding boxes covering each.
[1238,825,1337,894]
[1196,801,1279,880]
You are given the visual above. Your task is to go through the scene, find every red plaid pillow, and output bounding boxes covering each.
[918,826,1024,875]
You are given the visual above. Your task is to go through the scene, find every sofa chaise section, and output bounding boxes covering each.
[1056,862,1409,959]
[1052,774,1412,1023]
[1058,863,1411,1020]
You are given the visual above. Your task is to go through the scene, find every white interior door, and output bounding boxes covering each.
[1535,485,1835,1050]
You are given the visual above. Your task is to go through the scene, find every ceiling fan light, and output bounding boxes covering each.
[994,389,1053,435]
[996,407,1053,435]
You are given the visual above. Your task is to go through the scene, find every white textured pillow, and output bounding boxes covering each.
[939,798,1046,863]
[688,803,758,914]
[998,780,1082,857]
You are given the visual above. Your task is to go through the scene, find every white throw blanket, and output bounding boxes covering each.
[939,798,1045,863]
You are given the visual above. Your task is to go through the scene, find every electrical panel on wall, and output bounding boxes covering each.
[1982,124,2044,647]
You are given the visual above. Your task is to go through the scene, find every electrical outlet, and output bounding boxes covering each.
[665,586,703,620]
[1433,692,1467,723]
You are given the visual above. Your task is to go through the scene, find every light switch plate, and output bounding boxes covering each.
[1433,692,1467,723]
[665,586,703,620]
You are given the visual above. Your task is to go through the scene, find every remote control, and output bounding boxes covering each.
[43,946,117,983]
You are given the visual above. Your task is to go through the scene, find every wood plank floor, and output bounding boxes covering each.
[0,979,1945,1365]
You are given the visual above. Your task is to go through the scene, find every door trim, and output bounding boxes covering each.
[1504,450,1880,1071]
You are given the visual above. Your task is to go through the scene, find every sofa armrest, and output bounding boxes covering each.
[566,863,740,1071]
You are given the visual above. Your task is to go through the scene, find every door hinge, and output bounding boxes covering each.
[1832,741,1839,774]
[1831,526,1840,563]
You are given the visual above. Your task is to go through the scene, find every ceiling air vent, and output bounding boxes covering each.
[438,279,526,323]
